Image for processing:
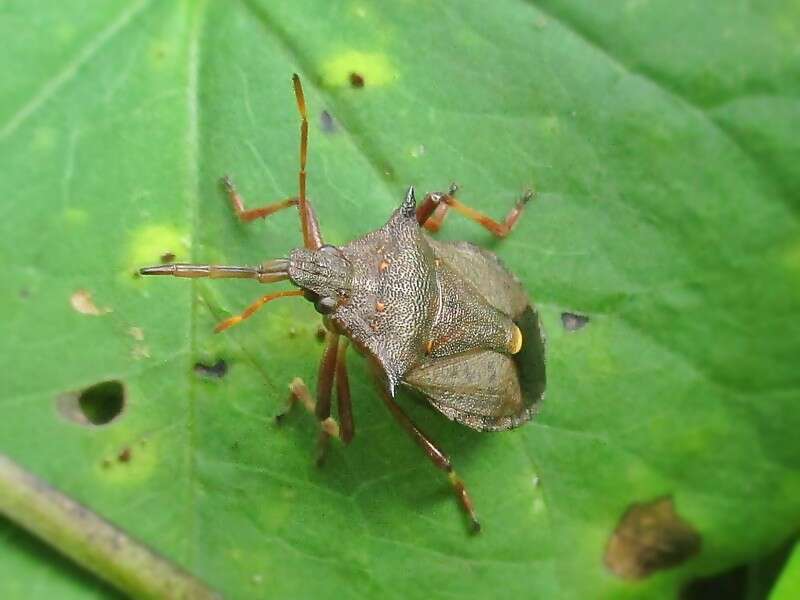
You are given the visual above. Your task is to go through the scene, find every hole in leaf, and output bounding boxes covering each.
[561,311,589,331]
[194,359,228,378]
[57,380,126,426]
[604,495,701,580]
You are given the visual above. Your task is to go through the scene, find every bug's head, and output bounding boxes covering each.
[287,244,353,315]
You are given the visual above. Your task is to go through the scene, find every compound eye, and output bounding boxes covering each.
[315,296,337,314]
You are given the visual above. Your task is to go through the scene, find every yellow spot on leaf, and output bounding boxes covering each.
[127,224,188,275]
[64,208,88,225]
[321,51,398,88]
[97,436,159,485]
[783,240,800,273]
[781,240,800,297]
[32,127,56,152]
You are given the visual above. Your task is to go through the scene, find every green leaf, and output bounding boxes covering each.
[771,542,800,600]
[2,0,798,598]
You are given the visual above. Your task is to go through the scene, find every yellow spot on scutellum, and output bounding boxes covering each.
[321,51,398,88]
[127,224,188,274]
[509,324,523,354]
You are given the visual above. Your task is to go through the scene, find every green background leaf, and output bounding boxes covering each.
[2,0,798,598]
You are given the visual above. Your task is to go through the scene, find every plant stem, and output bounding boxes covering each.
[0,453,220,600]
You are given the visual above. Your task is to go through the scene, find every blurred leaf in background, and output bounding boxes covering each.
[1,0,798,598]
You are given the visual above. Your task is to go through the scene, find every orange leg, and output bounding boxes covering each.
[275,334,354,462]
[214,290,304,333]
[379,387,481,533]
[221,175,298,222]
[335,339,354,445]
[417,183,534,238]
[313,330,340,465]
[219,74,323,250]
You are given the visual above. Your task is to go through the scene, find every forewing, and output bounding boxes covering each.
[404,350,530,431]
[426,238,529,319]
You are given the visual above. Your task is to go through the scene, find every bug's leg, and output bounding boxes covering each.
[278,377,342,450]
[219,74,324,250]
[221,175,299,223]
[314,330,341,465]
[335,339,354,445]
[214,290,304,333]
[275,332,346,461]
[379,389,480,533]
[418,183,534,238]
[416,183,457,232]
[417,201,449,233]
[276,377,316,422]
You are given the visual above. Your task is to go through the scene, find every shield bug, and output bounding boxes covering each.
[140,74,546,532]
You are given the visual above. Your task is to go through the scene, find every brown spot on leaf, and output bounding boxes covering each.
[349,72,365,88]
[118,447,132,463]
[605,496,701,579]
[70,289,110,316]
[160,252,176,263]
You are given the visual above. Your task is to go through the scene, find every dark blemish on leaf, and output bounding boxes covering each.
[316,325,327,342]
[19,288,30,299]
[194,359,228,378]
[320,110,337,133]
[349,72,365,88]
[57,380,126,426]
[118,447,132,463]
[605,496,701,580]
[680,563,748,600]
[561,312,589,331]
[160,252,176,263]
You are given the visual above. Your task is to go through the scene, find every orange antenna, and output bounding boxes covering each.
[292,74,312,244]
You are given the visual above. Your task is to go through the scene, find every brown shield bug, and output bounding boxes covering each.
[140,74,546,532]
